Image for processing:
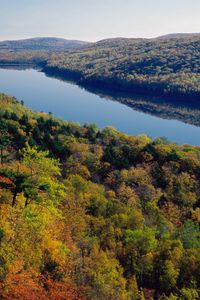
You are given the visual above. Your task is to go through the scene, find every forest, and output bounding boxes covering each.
[0,37,88,52]
[45,36,200,100]
[0,37,88,66]
[0,93,200,299]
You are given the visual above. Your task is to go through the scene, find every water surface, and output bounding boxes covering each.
[0,67,200,145]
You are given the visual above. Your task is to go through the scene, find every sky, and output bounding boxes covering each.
[0,0,200,42]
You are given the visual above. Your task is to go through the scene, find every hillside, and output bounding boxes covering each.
[158,33,200,39]
[45,35,200,100]
[0,37,89,66]
[0,37,89,52]
[0,93,200,299]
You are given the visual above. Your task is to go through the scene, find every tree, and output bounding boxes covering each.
[0,167,29,206]
[79,248,128,300]
[0,121,10,165]
[124,228,157,286]
[21,144,65,206]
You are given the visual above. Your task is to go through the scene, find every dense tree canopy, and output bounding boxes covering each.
[45,36,200,100]
[0,94,200,299]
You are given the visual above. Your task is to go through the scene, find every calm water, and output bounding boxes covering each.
[0,67,200,145]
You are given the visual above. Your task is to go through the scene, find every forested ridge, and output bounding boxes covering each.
[45,36,200,100]
[0,93,200,299]
[0,38,88,66]
[0,37,88,52]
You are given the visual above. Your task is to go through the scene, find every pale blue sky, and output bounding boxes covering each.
[0,0,199,41]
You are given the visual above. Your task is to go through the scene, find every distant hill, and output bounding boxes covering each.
[95,37,146,47]
[0,37,89,52]
[157,33,200,39]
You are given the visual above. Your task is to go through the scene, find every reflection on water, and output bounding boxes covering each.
[94,91,200,127]
[44,69,200,127]
[0,66,200,145]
